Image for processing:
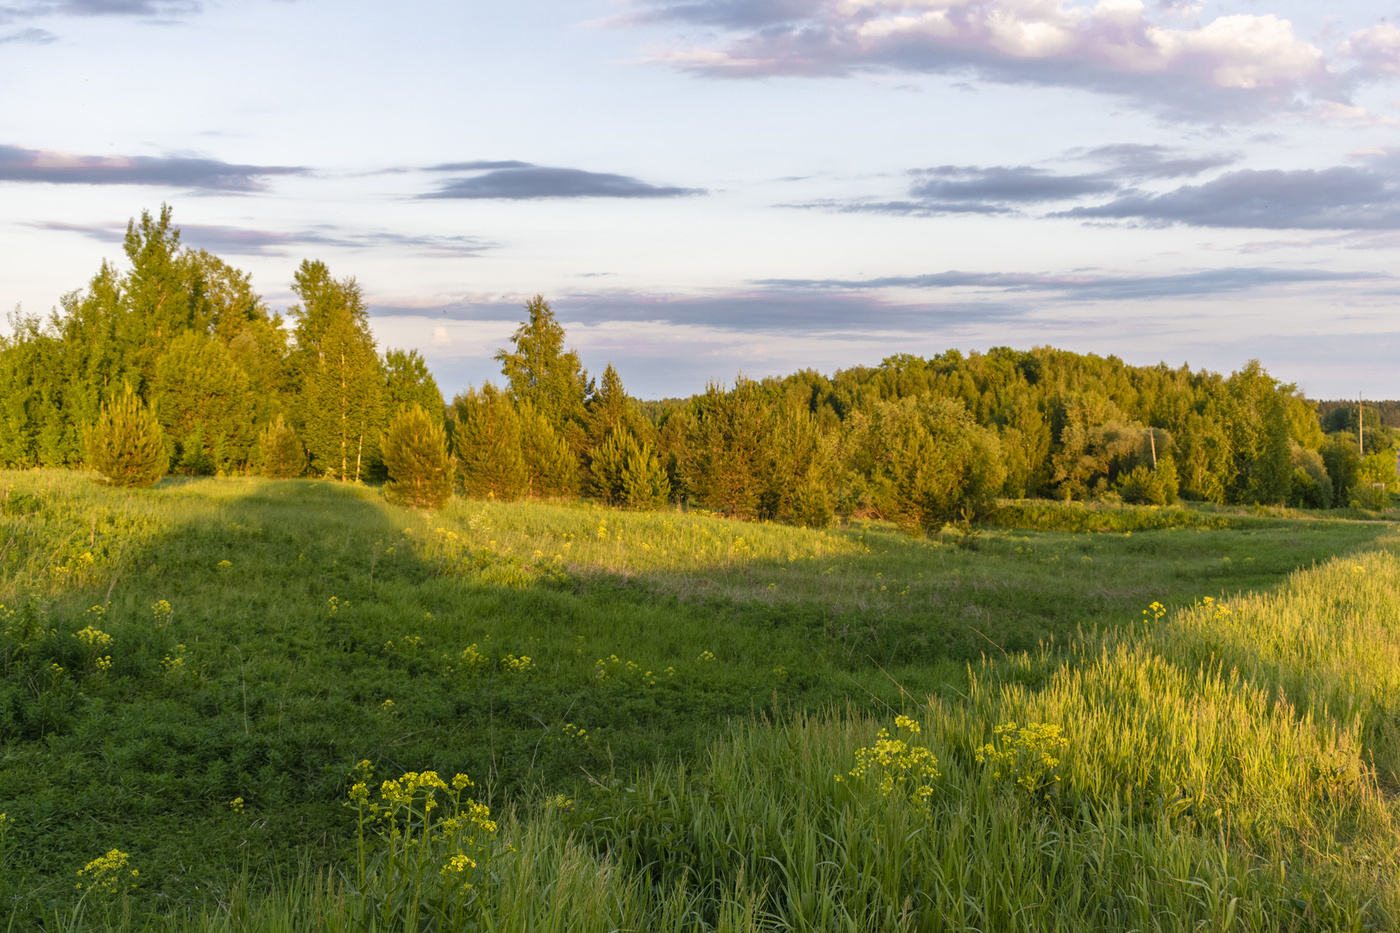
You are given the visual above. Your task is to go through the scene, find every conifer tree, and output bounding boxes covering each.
[86,385,168,488]
[622,443,671,510]
[678,379,770,518]
[453,383,528,500]
[519,402,579,497]
[256,415,305,479]
[495,296,589,434]
[382,405,454,509]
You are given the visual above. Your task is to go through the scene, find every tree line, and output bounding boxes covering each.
[1,207,1395,527]
[0,207,443,484]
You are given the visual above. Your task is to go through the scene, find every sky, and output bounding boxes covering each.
[3,1,1400,400]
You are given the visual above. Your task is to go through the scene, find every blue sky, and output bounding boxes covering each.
[3,0,1400,399]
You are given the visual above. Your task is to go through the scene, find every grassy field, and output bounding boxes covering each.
[1,470,1398,930]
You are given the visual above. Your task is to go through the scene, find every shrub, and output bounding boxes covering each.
[382,405,454,509]
[255,415,306,479]
[85,386,168,488]
[1117,456,1179,505]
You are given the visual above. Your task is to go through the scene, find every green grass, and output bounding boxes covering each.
[1,470,1397,929]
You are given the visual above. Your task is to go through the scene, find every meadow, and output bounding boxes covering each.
[2,470,1399,930]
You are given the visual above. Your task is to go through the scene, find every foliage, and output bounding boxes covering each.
[494,296,589,433]
[1116,455,1178,505]
[153,333,254,474]
[675,379,770,518]
[255,415,305,479]
[289,261,384,482]
[851,394,1005,534]
[85,386,168,488]
[589,430,670,509]
[381,406,454,510]
[452,382,528,500]
[382,348,445,425]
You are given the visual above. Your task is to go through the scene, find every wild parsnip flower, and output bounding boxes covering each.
[500,654,534,674]
[838,721,941,809]
[216,560,232,570]
[697,650,716,663]
[74,626,113,649]
[76,849,137,895]
[442,853,476,875]
[151,600,172,627]
[228,797,245,813]
[975,722,1068,798]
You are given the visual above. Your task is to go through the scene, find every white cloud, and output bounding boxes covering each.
[643,0,1346,119]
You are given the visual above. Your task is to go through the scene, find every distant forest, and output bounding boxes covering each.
[2,207,1396,529]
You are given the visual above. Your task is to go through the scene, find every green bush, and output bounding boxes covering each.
[84,386,168,488]
[255,415,305,479]
[1117,456,1178,506]
[382,405,454,509]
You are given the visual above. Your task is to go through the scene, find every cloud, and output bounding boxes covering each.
[421,162,704,200]
[0,0,197,18]
[628,0,1358,120]
[761,266,1386,300]
[792,143,1235,216]
[35,221,492,257]
[371,288,1021,334]
[1057,161,1400,230]
[0,25,53,40]
[0,144,307,191]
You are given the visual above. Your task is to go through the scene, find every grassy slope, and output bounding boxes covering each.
[0,470,1393,925]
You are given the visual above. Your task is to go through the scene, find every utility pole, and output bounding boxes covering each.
[1149,427,1157,469]
[1359,393,1365,458]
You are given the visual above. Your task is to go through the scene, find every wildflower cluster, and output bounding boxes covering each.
[161,645,187,674]
[561,722,589,743]
[151,600,172,628]
[499,653,534,674]
[76,848,138,895]
[975,721,1068,799]
[1198,595,1231,620]
[74,624,114,673]
[1143,601,1166,622]
[836,715,941,810]
[344,761,502,927]
[593,654,659,686]
[384,635,424,654]
[441,643,489,677]
[696,650,716,663]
